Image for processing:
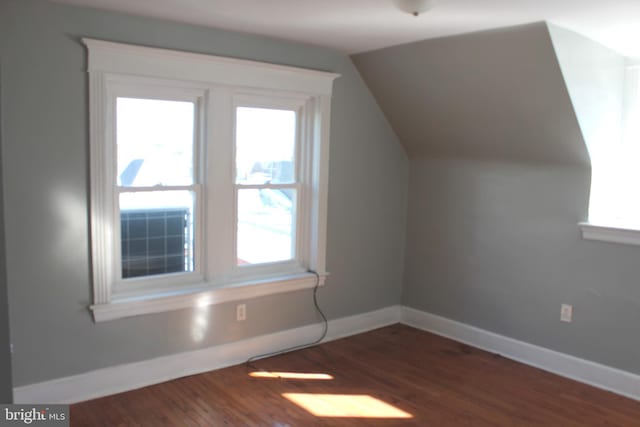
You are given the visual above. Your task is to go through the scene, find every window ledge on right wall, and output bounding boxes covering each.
[579,222,640,246]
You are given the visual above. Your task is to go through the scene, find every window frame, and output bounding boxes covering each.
[85,38,338,321]
[110,81,207,294]
[232,95,307,279]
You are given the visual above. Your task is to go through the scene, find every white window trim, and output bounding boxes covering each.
[85,38,338,322]
[230,95,308,281]
[93,273,326,322]
[107,81,208,296]
[579,223,640,246]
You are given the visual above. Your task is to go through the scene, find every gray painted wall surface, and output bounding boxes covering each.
[354,23,640,374]
[405,158,640,374]
[0,0,407,386]
[0,65,14,402]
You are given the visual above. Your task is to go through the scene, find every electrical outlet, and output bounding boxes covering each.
[236,304,246,321]
[560,304,573,322]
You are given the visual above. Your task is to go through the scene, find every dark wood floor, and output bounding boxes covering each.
[71,324,640,426]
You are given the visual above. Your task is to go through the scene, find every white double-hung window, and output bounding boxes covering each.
[85,39,338,321]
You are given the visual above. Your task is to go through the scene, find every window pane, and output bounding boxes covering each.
[117,97,194,187]
[235,107,296,184]
[120,191,195,279]
[237,188,296,265]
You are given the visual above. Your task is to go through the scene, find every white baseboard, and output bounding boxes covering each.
[401,306,640,401]
[14,305,640,404]
[13,305,402,404]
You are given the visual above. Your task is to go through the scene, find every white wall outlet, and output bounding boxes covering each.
[560,304,573,322]
[236,304,247,321]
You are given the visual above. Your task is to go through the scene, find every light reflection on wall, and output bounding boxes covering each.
[191,296,212,342]
[51,188,89,256]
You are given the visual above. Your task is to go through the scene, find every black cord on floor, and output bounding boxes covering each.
[246,270,328,369]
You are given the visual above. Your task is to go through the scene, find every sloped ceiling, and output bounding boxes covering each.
[351,22,589,165]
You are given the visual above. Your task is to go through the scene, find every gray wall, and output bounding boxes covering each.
[354,23,640,374]
[0,0,407,387]
[0,65,13,402]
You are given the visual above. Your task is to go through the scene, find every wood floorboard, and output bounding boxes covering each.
[70,324,640,426]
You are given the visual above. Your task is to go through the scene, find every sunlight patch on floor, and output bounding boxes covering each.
[282,393,413,418]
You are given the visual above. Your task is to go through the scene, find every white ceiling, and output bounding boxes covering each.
[52,0,640,57]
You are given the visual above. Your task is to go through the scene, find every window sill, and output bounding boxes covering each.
[90,272,328,322]
[578,222,640,246]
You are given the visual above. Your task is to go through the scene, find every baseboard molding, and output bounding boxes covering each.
[14,305,640,404]
[401,306,640,401]
[13,305,402,404]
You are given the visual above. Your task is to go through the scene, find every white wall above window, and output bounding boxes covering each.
[84,38,339,321]
[586,63,640,236]
[549,26,640,245]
